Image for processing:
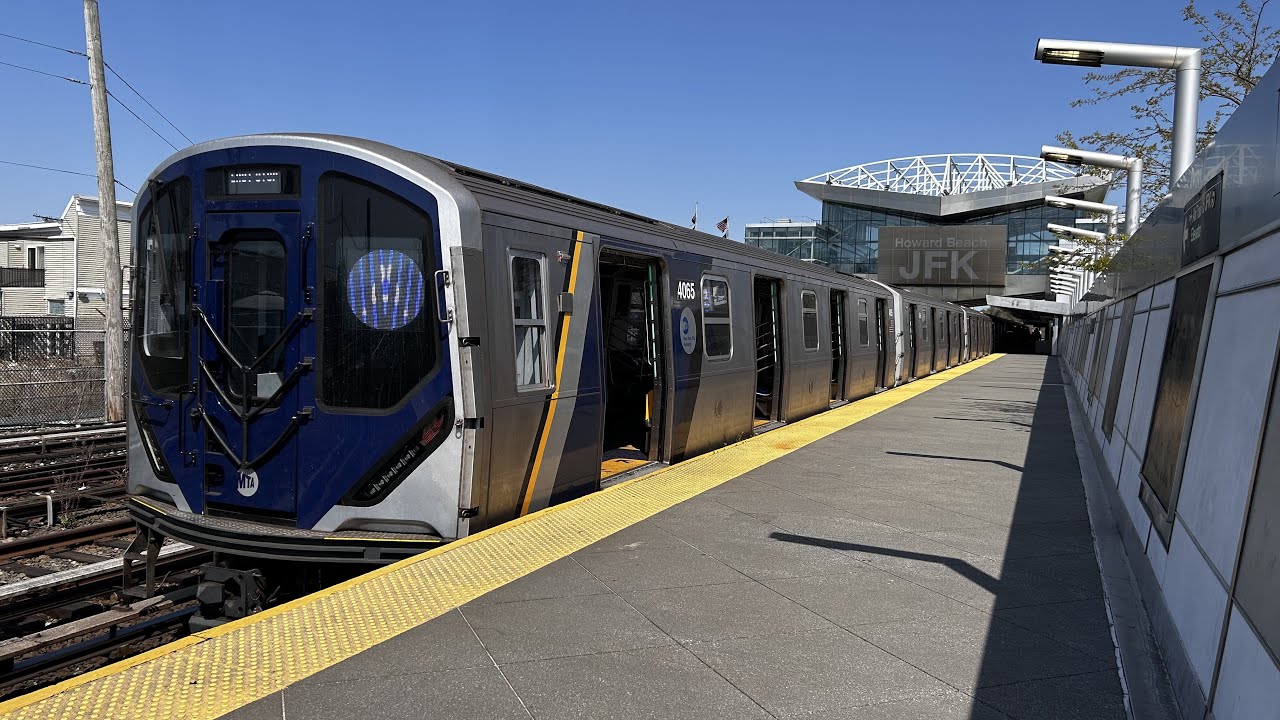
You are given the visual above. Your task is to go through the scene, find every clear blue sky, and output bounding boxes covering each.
[0,0,1236,237]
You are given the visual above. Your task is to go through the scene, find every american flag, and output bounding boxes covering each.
[716,217,729,235]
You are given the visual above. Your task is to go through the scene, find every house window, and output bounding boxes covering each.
[27,246,44,270]
[511,252,548,388]
[47,299,65,316]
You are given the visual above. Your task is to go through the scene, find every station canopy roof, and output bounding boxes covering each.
[796,153,1108,219]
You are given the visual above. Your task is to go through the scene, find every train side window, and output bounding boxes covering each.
[802,290,819,351]
[511,252,549,388]
[857,298,869,347]
[702,275,732,360]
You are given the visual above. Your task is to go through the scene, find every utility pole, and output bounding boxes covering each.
[83,0,125,421]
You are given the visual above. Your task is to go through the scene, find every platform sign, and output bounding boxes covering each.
[1182,172,1223,266]
[876,226,1007,286]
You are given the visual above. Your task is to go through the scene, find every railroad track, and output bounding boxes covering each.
[0,542,208,700]
[0,518,134,564]
[0,423,126,497]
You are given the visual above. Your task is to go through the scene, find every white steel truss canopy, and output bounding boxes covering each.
[804,154,1083,197]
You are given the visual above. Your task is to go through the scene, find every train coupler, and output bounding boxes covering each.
[190,564,266,631]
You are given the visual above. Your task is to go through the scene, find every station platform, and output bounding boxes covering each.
[0,354,1159,720]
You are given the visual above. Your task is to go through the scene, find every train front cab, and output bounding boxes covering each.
[127,142,464,574]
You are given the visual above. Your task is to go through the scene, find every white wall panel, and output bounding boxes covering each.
[1126,308,1170,459]
[1137,287,1154,312]
[1162,521,1228,690]
[1149,522,1169,585]
[1120,446,1152,540]
[1111,312,1150,454]
[1210,607,1280,720]
[1219,230,1280,293]
[1179,286,1280,578]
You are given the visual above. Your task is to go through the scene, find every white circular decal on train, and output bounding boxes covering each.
[679,307,697,355]
[346,249,426,330]
[237,469,259,497]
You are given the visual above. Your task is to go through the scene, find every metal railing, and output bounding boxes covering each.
[0,267,46,288]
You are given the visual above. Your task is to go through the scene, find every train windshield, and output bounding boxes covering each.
[137,178,192,394]
[318,173,438,409]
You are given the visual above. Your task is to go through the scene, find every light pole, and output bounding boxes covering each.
[1035,38,1201,184]
[1046,223,1107,243]
[1045,195,1119,236]
[1048,224,1106,298]
[1042,146,1142,236]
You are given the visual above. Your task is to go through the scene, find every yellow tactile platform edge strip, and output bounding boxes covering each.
[1,354,1004,720]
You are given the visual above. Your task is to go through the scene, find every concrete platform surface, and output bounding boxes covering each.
[223,356,1134,720]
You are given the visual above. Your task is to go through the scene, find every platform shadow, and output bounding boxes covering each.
[883,450,1023,473]
[770,531,1000,593]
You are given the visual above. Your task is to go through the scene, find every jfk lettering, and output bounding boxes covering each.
[897,250,978,281]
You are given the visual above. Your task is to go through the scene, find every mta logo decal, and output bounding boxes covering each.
[237,469,259,498]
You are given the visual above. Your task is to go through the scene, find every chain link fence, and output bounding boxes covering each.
[0,316,128,428]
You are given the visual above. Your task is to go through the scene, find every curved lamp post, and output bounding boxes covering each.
[1042,146,1142,236]
[1035,38,1201,185]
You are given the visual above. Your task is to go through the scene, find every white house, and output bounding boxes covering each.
[0,195,133,322]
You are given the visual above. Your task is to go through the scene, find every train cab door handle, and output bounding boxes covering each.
[434,270,454,325]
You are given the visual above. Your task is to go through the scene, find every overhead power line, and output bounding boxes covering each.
[0,158,136,194]
[106,89,178,151]
[103,63,192,145]
[0,56,179,152]
[0,31,80,56]
[0,59,85,85]
[0,30,191,145]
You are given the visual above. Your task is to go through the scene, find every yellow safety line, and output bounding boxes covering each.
[0,354,1004,720]
[519,232,585,516]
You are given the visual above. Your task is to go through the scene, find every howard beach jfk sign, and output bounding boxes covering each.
[876,226,1008,287]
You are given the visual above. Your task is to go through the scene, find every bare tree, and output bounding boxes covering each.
[1057,0,1280,215]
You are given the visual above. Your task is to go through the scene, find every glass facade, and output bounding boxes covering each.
[743,223,830,262]
[818,201,1085,276]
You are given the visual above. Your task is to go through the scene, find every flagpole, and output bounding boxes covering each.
[692,202,698,231]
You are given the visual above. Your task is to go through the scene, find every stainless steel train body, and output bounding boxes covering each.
[125,134,991,566]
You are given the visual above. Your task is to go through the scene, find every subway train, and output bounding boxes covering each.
[124,134,990,614]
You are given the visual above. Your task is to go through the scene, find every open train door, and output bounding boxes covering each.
[753,276,784,428]
[875,298,889,389]
[598,250,666,483]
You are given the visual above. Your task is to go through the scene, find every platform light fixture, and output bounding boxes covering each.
[1046,223,1107,241]
[1035,39,1200,184]
[1045,195,1119,235]
[1040,147,1142,236]
[1041,149,1082,165]
[1038,47,1105,67]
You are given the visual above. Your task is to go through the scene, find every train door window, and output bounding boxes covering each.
[319,173,437,410]
[510,252,548,389]
[137,177,192,394]
[802,290,819,351]
[225,233,287,400]
[701,275,732,360]
[857,298,869,347]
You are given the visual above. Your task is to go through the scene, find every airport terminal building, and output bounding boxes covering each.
[746,154,1108,304]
